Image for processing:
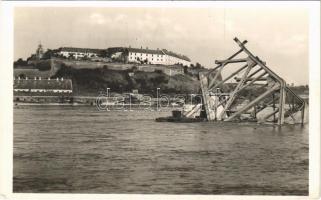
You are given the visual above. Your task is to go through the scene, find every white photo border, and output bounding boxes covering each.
[0,1,319,200]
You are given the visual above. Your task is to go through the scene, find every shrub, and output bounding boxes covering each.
[154,69,163,74]
[35,61,51,71]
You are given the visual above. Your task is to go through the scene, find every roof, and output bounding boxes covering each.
[127,47,164,55]
[59,47,102,54]
[14,79,72,90]
[109,47,191,61]
[58,46,191,62]
[162,49,191,62]
[107,47,127,51]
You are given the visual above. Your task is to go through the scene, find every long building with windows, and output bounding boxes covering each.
[14,78,73,95]
[57,47,102,59]
[108,47,191,66]
[55,46,191,66]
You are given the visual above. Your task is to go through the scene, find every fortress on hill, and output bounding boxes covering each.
[13,43,199,99]
[57,46,191,66]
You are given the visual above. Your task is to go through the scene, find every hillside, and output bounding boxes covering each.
[13,58,308,98]
[13,58,216,96]
[52,65,201,96]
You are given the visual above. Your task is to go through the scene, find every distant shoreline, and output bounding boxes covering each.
[13,102,182,109]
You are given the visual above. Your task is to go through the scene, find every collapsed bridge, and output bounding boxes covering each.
[199,37,307,125]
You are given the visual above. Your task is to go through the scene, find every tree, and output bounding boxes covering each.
[14,58,29,68]
[82,55,89,60]
[68,53,75,60]
[143,59,148,64]
[43,49,54,59]
[35,61,51,71]
[131,66,138,72]
[195,62,202,69]
[26,54,37,62]
[184,65,188,74]
[98,50,108,58]
[16,58,24,64]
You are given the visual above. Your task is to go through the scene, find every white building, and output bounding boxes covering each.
[14,78,73,94]
[108,47,191,66]
[127,48,166,65]
[56,46,191,66]
[162,49,191,66]
[57,47,102,59]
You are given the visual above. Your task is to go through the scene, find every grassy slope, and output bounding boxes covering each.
[52,65,200,96]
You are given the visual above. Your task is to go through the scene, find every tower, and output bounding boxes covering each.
[36,42,44,59]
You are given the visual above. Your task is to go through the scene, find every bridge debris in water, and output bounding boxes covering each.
[157,37,307,125]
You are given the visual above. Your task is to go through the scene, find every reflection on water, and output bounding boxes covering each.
[13,106,308,195]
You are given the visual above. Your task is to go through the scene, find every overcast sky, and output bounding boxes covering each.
[14,7,308,85]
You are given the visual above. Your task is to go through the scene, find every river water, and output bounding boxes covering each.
[13,105,308,195]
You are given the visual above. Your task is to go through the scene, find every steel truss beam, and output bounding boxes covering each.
[200,38,306,125]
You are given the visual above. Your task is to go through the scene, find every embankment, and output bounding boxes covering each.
[52,65,200,96]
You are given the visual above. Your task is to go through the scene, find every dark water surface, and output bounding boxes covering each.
[13,106,308,195]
